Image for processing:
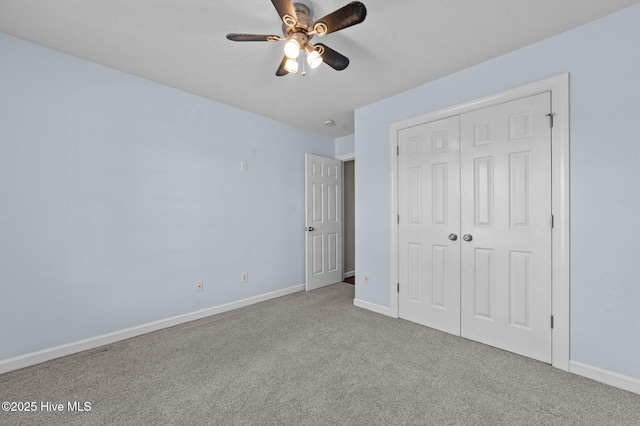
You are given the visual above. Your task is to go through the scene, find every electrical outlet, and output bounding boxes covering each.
[195,280,204,292]
[364,275,370,284]
[240,161,248,172]
[241,272,249,283]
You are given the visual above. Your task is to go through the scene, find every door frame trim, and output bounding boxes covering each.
[388,74,570,371]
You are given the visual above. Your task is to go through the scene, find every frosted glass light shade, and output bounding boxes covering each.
[284,58,299,73]
[284,39,300,59]
[306,50,322,69]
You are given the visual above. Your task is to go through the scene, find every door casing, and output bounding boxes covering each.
[389,74,570,371]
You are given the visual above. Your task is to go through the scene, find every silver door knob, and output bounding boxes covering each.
[463,234,473,242]
[448,233,458,241]
[306,227,314,232]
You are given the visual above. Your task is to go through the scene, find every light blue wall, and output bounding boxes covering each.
[335,134,355,158]
[0,33,333,360]
[355,5,640,379]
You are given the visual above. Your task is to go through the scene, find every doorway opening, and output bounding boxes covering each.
[343,159,355,285]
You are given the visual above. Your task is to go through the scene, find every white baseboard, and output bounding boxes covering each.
[0,284,305,375]
[343,270,355,279]
[570,361,640,395]
[353,298,394,317]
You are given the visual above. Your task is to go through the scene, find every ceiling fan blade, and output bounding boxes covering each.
[276,56,289,76]
[226,33,281,42]
[316,43,349,71]
[271,0,298,27]
[312,1,366,36]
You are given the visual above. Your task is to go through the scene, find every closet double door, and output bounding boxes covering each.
[398,93,552,363]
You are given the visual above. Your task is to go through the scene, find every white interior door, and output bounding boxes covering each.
[460,92,552,363]
[397,92,553,363]
[398,116,461,334]
[305,154,342,291]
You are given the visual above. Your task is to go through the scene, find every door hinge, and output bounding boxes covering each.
[551,315,554,329]
[546,113,555,128]
[397,214,400,224]
[397,283,400,293]
[550,214,555,228]
[397,146,399,156]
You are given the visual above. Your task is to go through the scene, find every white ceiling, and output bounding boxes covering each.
[1,0,639,138]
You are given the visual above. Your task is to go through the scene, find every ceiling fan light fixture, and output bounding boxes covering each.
[305,44,323,69]
[284,58,299,73]
[227,1,367,76]
[284,39,301,59]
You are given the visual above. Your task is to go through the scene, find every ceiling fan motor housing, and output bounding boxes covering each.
[283,3,313,39]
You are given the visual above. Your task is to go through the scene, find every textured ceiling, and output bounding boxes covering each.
[1,0,639,138]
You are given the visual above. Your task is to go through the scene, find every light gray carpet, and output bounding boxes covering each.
[1,283,639,425]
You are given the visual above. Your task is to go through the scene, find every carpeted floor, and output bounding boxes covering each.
[1,283,639,425]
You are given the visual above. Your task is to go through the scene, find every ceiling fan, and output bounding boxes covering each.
[226,1,367,76]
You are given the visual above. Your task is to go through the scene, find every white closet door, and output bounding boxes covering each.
[305,154,343,291]
[459,92,552,363]
[398,116,461,334]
